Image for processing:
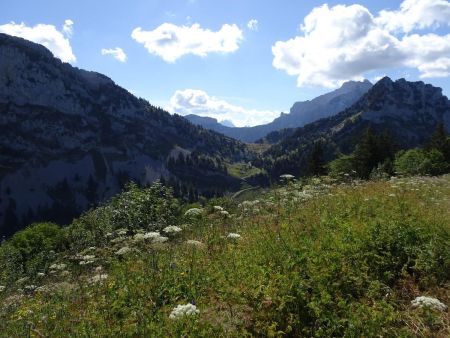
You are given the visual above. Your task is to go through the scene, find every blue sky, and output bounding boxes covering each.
[1,0,450,126]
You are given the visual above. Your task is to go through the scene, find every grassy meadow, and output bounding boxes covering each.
[0,176,449,337]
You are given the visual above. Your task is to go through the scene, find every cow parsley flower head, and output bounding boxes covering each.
[89,273,108,284]
[186,240,204,247]
[163,226,182,234]
[153,235,169,243]
[143,231,161,239]
[133,233,146,241]
[115,246,133,256]
[184,208,203,218]
[169,303,199,319]
[116,228,128,236]
[280,174,295,180]
[213,206,224,212]
[411,296,447,311]
[227,233,241,240]
[79,260,95,266]
[49,263,67,271]
[219,210,230,217]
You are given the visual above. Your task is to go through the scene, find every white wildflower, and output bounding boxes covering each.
[49,263,67,271]
[184,208,203,217]
[163,226,183,234]
[116,229,128,236]
[152,236,169,243]
[185,240,204,247]
[110,237,125,244]
[213,206,224,212]
[133,233,146,241]
[411,296,447,311]
[89,274,108,284]
[0,286,5,292]
[24,285,37,292]
[227,233,241,240]
[115,246,133,256]
[280,174,295,180]
[143,232,162,240]
[79,260,95,266]
[169,303,199,319]
[219,210,230,217]
[37,272,45,277]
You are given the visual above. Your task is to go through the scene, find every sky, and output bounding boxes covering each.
[1,0,450,127]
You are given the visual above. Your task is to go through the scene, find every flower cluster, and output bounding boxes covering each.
[115,246,133,256]
[185,240,204,247]
[163,226,182,234]
[227,233,241,240]
[88,273,108,284]
[184,208,203,218]
[411,296,447,311]
[169,303,199,319]
[49,263,67,271]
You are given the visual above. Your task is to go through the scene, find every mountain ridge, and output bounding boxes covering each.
[185,80,372,143]
[263,76,450,178]
[0,33,249,237]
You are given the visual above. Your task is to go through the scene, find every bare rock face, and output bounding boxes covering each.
[0,33,244,237]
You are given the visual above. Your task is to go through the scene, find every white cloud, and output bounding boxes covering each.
[168,89,280,127]
[62,19,73,37]
[101,47,127,62]
[376,0,450,33]
[247,19,258,31]
[131,23,243,62]
[272,0,450,88]
[0,21,76,63]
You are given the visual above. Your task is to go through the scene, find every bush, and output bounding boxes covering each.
[108,181,180,231]
[8,222,64,261]
[3,222,64,278]
[394,148,448,176]
[327,155,357,180]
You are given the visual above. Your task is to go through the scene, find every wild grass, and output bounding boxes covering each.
[0,176,449,337]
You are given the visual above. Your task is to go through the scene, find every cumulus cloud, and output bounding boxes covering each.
[101,47,127,62]
[168,89,280,127]
[131,23,243,62]
[247,19,258,31]
[376,0,450,33]
[272,0,450,88]
[0,21,76,63]
[62,19,73,37]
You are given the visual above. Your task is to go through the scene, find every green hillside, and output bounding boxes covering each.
[0,176,449,337]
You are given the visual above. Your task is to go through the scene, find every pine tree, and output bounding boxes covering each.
[307,140,326,176]
[427,123,450,162]
[352,127,379,179]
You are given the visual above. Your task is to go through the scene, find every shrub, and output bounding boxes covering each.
[328,155,357,179]
[8,222,64,261]
[394,148,448,176]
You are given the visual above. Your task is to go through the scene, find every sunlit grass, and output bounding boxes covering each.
[1,176,449,337]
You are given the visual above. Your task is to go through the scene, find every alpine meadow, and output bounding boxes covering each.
[0,0,450,337]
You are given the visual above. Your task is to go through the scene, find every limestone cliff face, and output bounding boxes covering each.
[0,33,245,236]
